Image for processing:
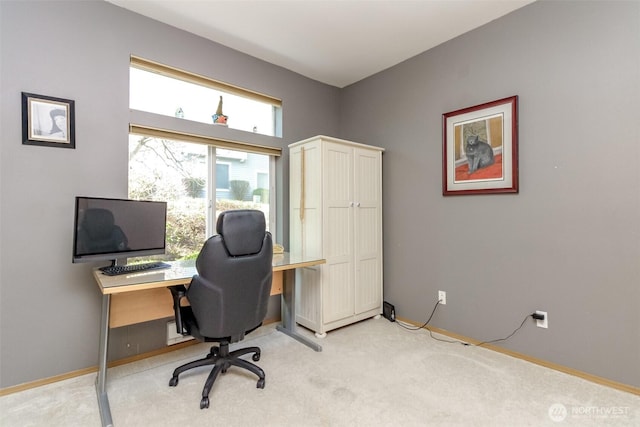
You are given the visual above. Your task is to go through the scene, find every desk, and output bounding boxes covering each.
[93,253,325,427]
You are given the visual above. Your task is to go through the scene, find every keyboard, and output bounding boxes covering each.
[99,261,171,276]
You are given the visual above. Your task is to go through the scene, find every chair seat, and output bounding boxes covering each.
[179,305,262,343]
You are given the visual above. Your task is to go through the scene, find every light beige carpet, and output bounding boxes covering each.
[1,317,638,426]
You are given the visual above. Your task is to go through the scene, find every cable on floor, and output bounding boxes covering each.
[394,300,536,347]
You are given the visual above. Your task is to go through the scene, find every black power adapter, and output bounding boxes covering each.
[532,312,545,320]
[383,301,396,322]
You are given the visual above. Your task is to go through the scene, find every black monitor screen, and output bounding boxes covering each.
[72,196,167,263]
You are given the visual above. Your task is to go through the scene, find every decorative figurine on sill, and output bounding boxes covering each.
[175,107,184,118]
[212,96,228,126]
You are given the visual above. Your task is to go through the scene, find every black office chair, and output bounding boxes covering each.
[168,209,273,409]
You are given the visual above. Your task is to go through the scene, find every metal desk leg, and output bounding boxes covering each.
[96,294,114,427]
[276,268,322,352]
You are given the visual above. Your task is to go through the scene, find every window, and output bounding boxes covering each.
[129,56,282,137]
[128,57,281,261]
[128,133,275,260]
[216,163,230,190]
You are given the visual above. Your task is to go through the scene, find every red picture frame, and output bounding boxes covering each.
[442,96,518,196]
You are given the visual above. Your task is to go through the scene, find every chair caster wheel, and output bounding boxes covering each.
[169,376,179,387]
[252,353,261,362]
[200,397,210,409]
[257,378,265,389]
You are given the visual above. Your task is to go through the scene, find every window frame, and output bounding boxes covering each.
[131,56,282,107]
[130,55,282,138]
[128,57,282,248]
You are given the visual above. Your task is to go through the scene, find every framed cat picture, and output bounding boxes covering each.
[442,96,518,195]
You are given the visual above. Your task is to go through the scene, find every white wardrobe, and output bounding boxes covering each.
[289,135,384,337]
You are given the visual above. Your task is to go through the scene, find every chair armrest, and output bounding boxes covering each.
[168,285,188,335]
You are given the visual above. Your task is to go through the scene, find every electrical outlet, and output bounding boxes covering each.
[166,321,194,345]
[438,290,446,305]
[535,310,548,328]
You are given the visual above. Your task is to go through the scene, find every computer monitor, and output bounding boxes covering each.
[72,196,167,264]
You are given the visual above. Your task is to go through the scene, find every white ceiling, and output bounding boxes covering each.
[107,0,536,88]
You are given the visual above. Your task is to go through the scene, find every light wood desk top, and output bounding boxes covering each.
[93,252,325,295]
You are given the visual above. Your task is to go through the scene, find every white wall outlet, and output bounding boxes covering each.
[535,310,548,329]
[438,290,447,305]
[166,321,194,345]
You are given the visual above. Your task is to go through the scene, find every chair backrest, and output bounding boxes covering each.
[78,208,128,253]
[187,210,273,342]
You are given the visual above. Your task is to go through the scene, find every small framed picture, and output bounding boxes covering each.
[442,96,518,196]
[22,92,75,149]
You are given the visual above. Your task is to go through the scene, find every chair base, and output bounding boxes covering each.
[169,342,265,409]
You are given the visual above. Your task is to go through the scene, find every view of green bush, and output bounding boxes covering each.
[129,136,267,262]
[229,180,250,200]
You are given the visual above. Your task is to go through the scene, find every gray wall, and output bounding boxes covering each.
[1,0,638,391]
[0,0,339,388]
[340,0,639,388]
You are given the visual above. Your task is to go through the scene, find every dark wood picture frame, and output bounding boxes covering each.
[22,92,75,149]
[442,96,518,195]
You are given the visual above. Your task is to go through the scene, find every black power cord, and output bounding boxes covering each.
[395,299,441,331]
[395,299,538,347]
[396,299,462,344]
[472,314,531,347]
